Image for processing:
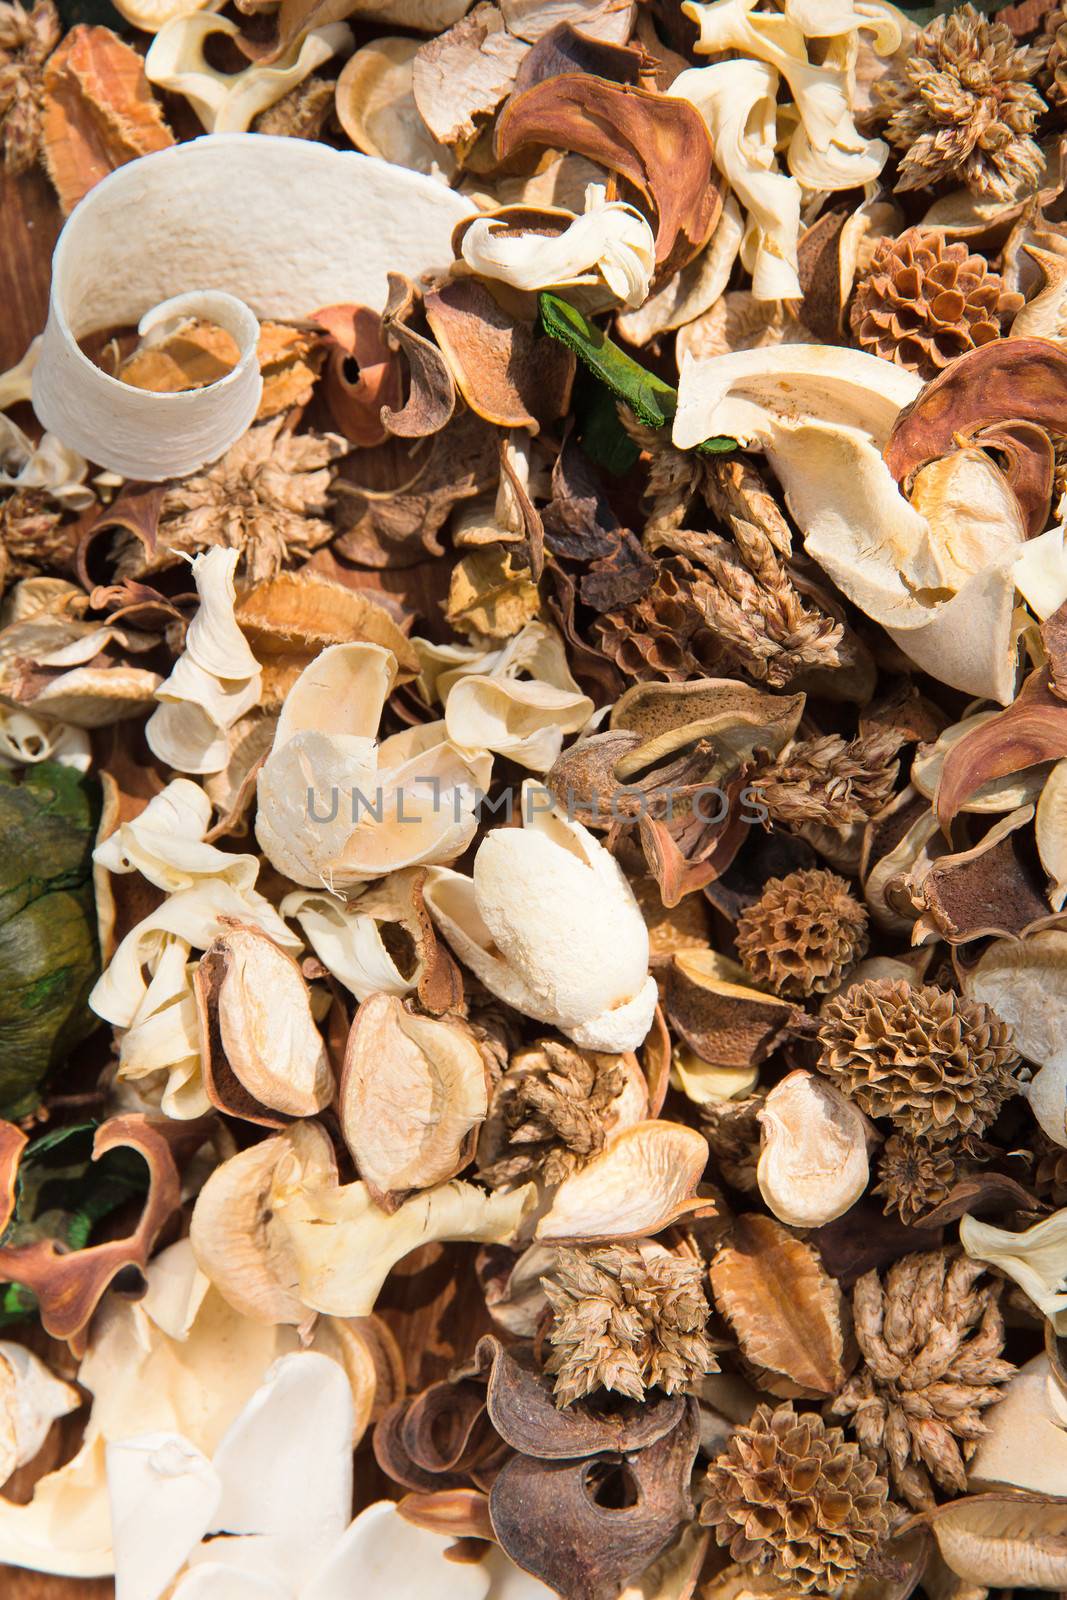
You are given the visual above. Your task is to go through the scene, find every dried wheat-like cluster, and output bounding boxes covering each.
[479,1041,626,1188]
[818,979,1020,1143]
[735,868,869,998]
[542,1244,717,1407]
[702,1403,891,1591]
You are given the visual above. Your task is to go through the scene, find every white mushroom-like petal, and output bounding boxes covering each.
[424,787,657,1052]
[960,1210,1067,1333]
[1038,761,1067,913]
[0,1344,81,1486]
[280,888,420,1003]
[963,929,1067,1070]
[301,1501,491,1600]
[334,38,456,179]
[535,1122,710,1241]
[107,1434,221,1600]
[1014,523,1067,621]
[146,15,353,134]
[616,193,745,346]
[32,137,474,481]
[462,184,655,309]
[146,549,262,776]
[669,60,802,301]
[756,1070,871,1228]
[0,706,90,770]
[0,413,92,511]
[95,777,258,894]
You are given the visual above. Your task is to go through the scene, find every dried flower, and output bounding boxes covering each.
[701,1093,765,1194]
[872,1134,960,1224]
[121,414,346,582]
[478,1040,627,1189]
[595,563,719,683]
[875,3,1047,199]
[850,229,1022,381]
[830,1251,1016,1509]
[818,979,1021,1144]
[749,729,903,830]
[735,868,870,999]
[0,489,77,584]
[0,0,58,174]
[1030,1128,1067,1208]
[541,1243,717,1408]
[1037,5,1067,107]
[701,1403,891,1592]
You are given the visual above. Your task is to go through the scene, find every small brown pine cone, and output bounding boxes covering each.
[702,1403,891,1592]
[1032,1129,1067,1207]
[850,229,1021,380]
[595,566,723,683]
[872,1134,959,1223]
[1037,5,1067,106]
[735,868,869,999]
[818,979,1020,1144]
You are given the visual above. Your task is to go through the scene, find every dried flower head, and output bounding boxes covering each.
[1037,5,1067,107]
[735,868,869,999]
[875,3,1047,199]
[749,729,903,830]
[0,489,77,583]
[0,0,58,174]
[595,564,719,683]
[119,414,345,582]
[478,1040,627,1189]
[701,1403,891,1592]
[818,979,1020,1144]
[541,1243,717,1408]
[830,1251,1016,1509]
[700,1092,766,1194]
[1030,1128,1067,1208]
[872,1133,959,1223]
[850,229,1022,380]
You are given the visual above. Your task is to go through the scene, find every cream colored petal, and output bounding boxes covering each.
[1026,1056,1067,1149]
[274,1179,537,1317]
[335,37,455,178]
[968,1357,1067,1495]
[0,1345,81,1485]
[961,1210,1067,1333]
[302,1501,491,1600]
[95,777,259,894]
[107,1433,221,1600]
[146,15,353,134]
[963,929,1067,1070]
[254,730,379,888]
[0,336,40,411]
[1038,760,1067,912]
[462,187,655,309]
[0,706,91,770]
[444,673,593,771]
[33,138,474,481]
[499,0,635,41]
[275,642,396,746]
[1014,524,1067,620]
[535,1121,710,1240]
[280,890,419,1002]
[756,1070,870,1227]
[617,195,745,346]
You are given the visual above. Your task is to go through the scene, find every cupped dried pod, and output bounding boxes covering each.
[189,1119,338,1324]
[756,1070,872,1230]
[194,923,333,1125]
[1037,759,1067,913]
[534,1121,712,1243]
[962,929,1067,1075]
[340,993,490,1207]
[0,1343,81,1485]
[914,805,1049,945]
[914,711,1053,816]
[334,37,455,177]
[665,950,795,1073]
[423,785,658,1053]
[917,1492,1067,1589]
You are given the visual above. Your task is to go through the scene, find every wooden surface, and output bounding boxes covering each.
[0,168,62,372]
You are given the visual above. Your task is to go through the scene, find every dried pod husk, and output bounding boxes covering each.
[488,1397,701,1600]
[756,1070,872,1229]
[708,1213,849,1398]
[935,669,1067,830]
[534,1121,712,1243]
[374,1378,502,1493]
[914,1492,1067,1588]
[0,1343,81,1485]
[963,928,1067,1075]
[665,951,795,1071]
[913,712,1051,815]
[189,1119,338,1325]
[194,923,333,1125]
[340,993,490,1208]
[916,805,1049,944]
[968,1355,1067,1497]
[861,785,944,936]
[334,37,455,177]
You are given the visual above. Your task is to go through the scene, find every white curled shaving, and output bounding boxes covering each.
[32,135,474,480]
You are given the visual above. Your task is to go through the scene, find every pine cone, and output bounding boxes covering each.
[875,3,1047,199]
[735,869,869,999]
[829,1252,1016,1509]
[595,564,722,683]
[702,1403,891,1592]
[872,1134,959,1223]
[817,979,1020,1144]
[477,1040,627,1189]
[850,229,1022,381]
[542,1243,718,1407]
[1037,4,1067,106]
[1031,1128,1067,1207]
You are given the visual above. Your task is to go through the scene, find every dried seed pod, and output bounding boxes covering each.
[756,1070,871,1229]
[735,868,870,999]
[195,923,334,1124]
[340,993,490,1206]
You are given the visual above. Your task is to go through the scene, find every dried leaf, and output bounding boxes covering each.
[936,669,1067,829]
[379,272,456,438]
[424,278,574,433]
[708,1213,849,1397]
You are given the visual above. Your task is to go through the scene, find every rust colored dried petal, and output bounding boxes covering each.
[424,278,574,434]
[313,302,403,449]
[488,1396,700,1600]
[919,809,1050,942]
[511,22,643,99]
[884,339,1067,498]
[935,668,1067,829]
[76,483,167,592]
[665,950,795,1070]
[41,25,174,214]
[380,272,456,440]
[494,73,722,275]
[0,1114,198,1354]
[397,1488,494,1544]
[374,1379,505,1493]
[708,1214,850,1398]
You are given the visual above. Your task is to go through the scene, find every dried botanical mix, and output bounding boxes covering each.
[0,0,1066,1595]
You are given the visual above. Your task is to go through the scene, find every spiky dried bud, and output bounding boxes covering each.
[818,979,1020,1144]
[850,229,1022,381]
[478,1040,627,1189]
[829,1251,1016,1509]
[749,729,903,829]
[872,1133,959,1223]
[875,3,1047,199]
[541,1243,717,1408]
[735,868,869,999]
[701,1403,891,1592]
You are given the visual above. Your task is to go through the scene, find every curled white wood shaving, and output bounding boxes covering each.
[146,14,353,133]
[461,185,656,308]
[31,135,474,480]
[961,1209,1067,1334]
[146,548,262,776]
[281,887,421,1002]
[94,778,258,893]
[616,193,745,347]
[0,336,40,411]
